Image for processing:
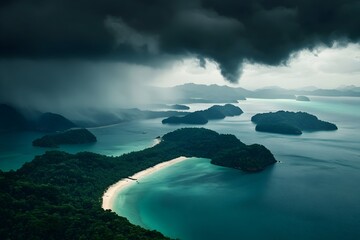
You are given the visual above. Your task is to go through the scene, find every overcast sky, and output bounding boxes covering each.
[153,43,360,89]
[1,0,359,111]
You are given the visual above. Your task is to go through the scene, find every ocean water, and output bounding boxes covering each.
[1,97,359,239]
[113,96,360,240]
[0,120,175,171]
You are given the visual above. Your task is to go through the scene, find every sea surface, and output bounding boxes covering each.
[1,97,360,239]
[113,96,360,240]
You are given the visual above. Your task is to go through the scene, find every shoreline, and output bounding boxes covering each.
[151,138,161,147]
[102,156,190,211]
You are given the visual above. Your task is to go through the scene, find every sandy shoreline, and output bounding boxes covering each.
[151,138,161,147]
[102,156,189,210]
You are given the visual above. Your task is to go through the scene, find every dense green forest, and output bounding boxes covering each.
[0,128,276,239]
[251,111,338,135]
[33,129,97,148]
[162,104,243,124]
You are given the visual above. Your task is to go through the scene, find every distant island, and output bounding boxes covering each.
[296,96,310,101]
[34,112,77,132]
[0,128,275,239]
[0,104,29,133]
[162,83,360,104]
[0,104,77,133]
[0,103,190,131]
[169,83,247,103]
[169,104,190,110]
[251,111,338,135]
[145,104,190,110]
[162,104,243,124]
[33,128,97,148]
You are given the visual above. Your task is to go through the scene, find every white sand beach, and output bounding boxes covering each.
[151,138,161,147]
[102,156,189,210]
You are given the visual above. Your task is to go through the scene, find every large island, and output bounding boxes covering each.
[0,128,275,239]
[251,111,338,135]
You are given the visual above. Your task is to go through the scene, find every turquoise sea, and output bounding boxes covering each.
[1,97,359,239]
[113,97,360,240]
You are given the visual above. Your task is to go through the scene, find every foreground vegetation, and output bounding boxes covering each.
[0,128,275,239]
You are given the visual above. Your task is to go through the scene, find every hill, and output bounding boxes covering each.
[0,128,275,239]
[162,104,243,124]
[251,111,338,135]
[35,112,77,132]
[0,104,29,132]
[33,129,97,148]
[169,83,247,103]
[296,96,310,101]
[0,104,77,133]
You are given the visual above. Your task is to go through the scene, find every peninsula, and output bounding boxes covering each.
[0,128,275,239]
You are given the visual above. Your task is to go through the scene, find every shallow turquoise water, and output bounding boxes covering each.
[0,120,175,171]
[1,97,359,239]
[113,97,360,240]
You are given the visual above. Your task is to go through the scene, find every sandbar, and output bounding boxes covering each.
[102,156,189,210]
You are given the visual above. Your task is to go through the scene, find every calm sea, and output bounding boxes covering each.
[1,97,359,239]
[113,97,360,240]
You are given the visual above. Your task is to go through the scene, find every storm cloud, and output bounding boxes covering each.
[1,0,359,83]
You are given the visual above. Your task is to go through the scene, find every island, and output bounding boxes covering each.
[32,128,97,148]
[35,112,77,132]
[0,104,29,132]
[169,104,190,110]
[162,104,243,124]
[251,111,338,135]
[162,112,208,124]
[296,95,310,101]
[0,128,276,239]
[0,104,78,133]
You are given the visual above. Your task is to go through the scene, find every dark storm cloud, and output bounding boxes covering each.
[1,0,360,82]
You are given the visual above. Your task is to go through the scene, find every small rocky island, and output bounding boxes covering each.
[296,95,310,101]
[251,111,338,135]
[162,104,243,124]
[33,128,97,148]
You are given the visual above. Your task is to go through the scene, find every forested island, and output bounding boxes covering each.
[169,104,190,110]
[296,96,310,101]
[0,128,275,239]
[32,129,97,148]
[0,104,77,133]
[162,104,243,124]
[251,111,338,135]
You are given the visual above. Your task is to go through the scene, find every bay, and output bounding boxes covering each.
[113,96,360,240]
[1,96,359,239]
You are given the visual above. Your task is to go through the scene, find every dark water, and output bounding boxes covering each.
[113,97,360,240]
